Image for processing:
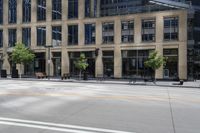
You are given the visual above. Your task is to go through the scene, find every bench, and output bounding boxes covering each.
[96,74,105,81]
[35,72,47,79]
[61,73,70,80]
[173,80,184,85]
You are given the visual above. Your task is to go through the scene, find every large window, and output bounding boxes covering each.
[0,0,3,24]
[23,0,31,23]
[22,28,31,47]
[164,17,179,41]
[37,0,46,21]
[68,25,78,45]
[52,0,62,20]
[85,0,97,18]
[8,0,17,24]
[102,22,114,44]
[142,19,156,42]
[8,29,16,47]
[37,27,46,46]
[0,30,3,48]
[68,0,78,19]
[121,20,134,43]
[52,26,61,46]
[85,24,95,45]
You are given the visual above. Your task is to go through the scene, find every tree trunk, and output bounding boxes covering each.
[19,63,22,79]
[79,70,82,80]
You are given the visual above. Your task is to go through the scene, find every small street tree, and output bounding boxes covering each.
[144,51,167,82]
[11,43,35,79]
[74,53,89,80]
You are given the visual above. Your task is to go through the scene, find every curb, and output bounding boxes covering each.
[0,78,199,89]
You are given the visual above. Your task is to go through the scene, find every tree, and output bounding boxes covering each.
[144,51,167,82]
[11,43,35,78]
[74,53,89,80]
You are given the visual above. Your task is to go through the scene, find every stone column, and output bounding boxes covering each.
[78,22,84,46]
[46,0,52,22]
[61,24,69,75]
[31,0,37,23]
[95,21,103,77]
[17,27,22,43]
[78,0,85,20]
[31,26,36,49]
[134,16,141,44]
[62,0,68,21]
[114,19,122,78]
[45,25,53,76]
[2,28,10,74]
[3,0,8,25]
[155,15,164,79]
[17,0,22,24]
[96,0,100,17]
[178,11,187,80]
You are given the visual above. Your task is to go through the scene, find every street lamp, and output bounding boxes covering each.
[45,45,53,80]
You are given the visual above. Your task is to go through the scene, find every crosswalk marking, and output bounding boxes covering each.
[0,117,135,133]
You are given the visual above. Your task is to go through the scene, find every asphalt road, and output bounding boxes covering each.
[0,79,199,133]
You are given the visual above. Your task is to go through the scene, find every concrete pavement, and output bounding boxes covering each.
[0,80,200,133]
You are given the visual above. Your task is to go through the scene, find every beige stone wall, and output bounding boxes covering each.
[0,0,188,79]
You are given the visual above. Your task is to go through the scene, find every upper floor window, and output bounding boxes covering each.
[37,0,46,21]
[85,0,97,18]
[85,23,95,44]
[52,26,62,46]
[0,30,3,48]
[68,25,78,45]
[102,22,114,44]
[22,28,31,47]
[8,0,17,24]
[121,20,134,43]
[23,0,31,23]
[68,0,78,19]
[52,0,62,20]
[164,17,179,41]
[142,19,156,42]
[37,27,46,46]
[8,29,16,47]
[0,0,3,24]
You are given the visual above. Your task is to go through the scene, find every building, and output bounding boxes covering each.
[0,0,196,80]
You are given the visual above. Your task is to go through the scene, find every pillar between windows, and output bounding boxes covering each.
[78,0,85,19]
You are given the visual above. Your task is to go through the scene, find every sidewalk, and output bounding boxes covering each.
[1,77,200,88]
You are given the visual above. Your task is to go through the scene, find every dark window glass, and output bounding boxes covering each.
[52,0,62,20]
[52,26,62,46]
[142,19,156,42]
[8,0,17,24]
[68,25,78,45]
[22,28,31,47]
[85,0,97,18]
[37,27,46,46]
[102,22,114,44]
[121,20,134,43]
[23,0,31,23]
[0,0,3,24]
[8,29,16,47]
[37,0,46,21]
[0,30,3,47]
[85,24,95,44]
[68,0,78,19]
[164,17,179,41]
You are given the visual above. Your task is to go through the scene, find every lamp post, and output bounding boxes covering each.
[45,45,53,80]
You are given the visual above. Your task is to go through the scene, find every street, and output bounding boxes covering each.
[0,79,200,133]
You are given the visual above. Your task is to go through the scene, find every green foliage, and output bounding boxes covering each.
[74,53,89,72]
[11,43,35,64]
[144,51,167,71]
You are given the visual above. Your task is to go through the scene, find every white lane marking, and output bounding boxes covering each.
[0,117,135,133]
[0,121,91,133]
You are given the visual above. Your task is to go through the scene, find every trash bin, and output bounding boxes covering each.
[1,70,7,78]
[83,72,88,80]
[11,69,19,78]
